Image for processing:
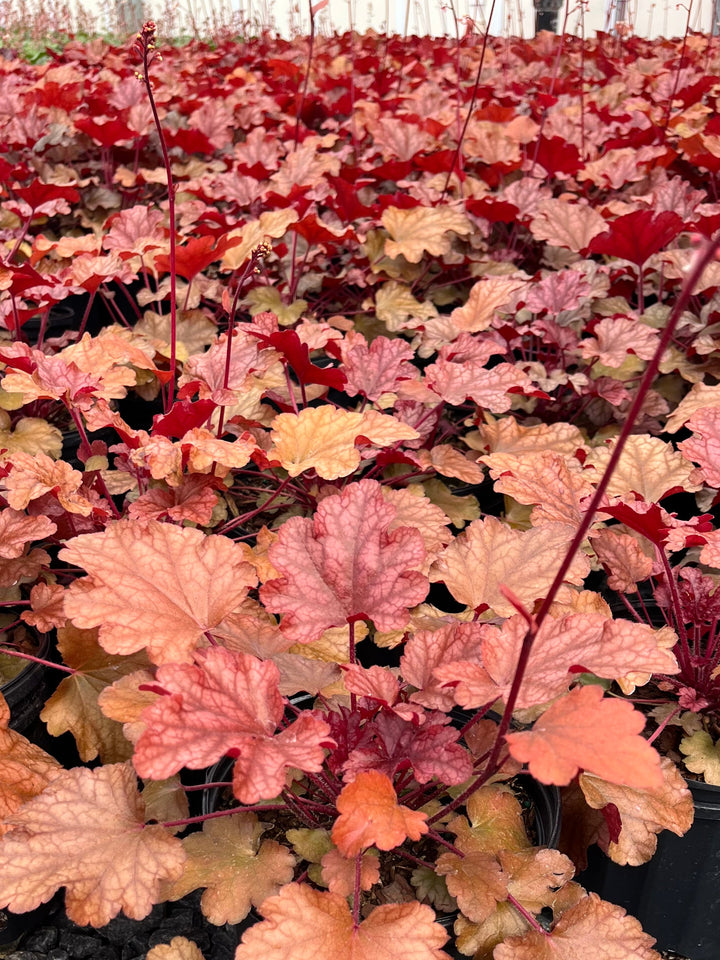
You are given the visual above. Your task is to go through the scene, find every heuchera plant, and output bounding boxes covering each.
[1,18,720,960]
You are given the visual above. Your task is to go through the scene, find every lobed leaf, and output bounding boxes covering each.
[235,883,450,960]
[505,686,664,789]
[61,521,257,664]
[0,763,185,926]
[332,770,428,857]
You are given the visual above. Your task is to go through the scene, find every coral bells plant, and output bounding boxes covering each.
[4,20,720,960]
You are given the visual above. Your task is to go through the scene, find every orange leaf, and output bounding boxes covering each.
[505,685,663,789]
[493,892,659,960]
[61,521,257,664]
[332,770,429,857]
[21,582,66,632]
[2,451,93,515]
[487,451,594,527]
[0,508,56,559]
[0,763,185,926]
[235,883,450,960]
[448,784,531,857]
[500,848,576,914]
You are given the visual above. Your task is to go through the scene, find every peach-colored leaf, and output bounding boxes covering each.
[529,198,608,253]
[429,518,588,616]
[0,763,185,926]
[320,848,380,897]
[40,624,149,762]
[332,770,428,857]
[382,205,470,263]
[2,451,93,515]
[589,529,654,593]
[20,582,66,632]
[469,418,587,459]
[579,317,659,368]
[270,406,418,480]
[579,758,693,866]
[0,547,51,590]
[584,435,702,502]
[678,405,720,486]
[449,276,526,333]
[383,485,453,570]
[133,646,333,803]
[422,445,485,485]
[493,892,660,960]
[261,480,428,644]
[146,938,206,960]
[487,451,593,527]
[401,622,486,711]
[0,509,56,558]
[161,813,295,924]
[664,382,720,433]
[181,427,257,477]
[342,663,400,706]
[435,850,507,923]
[505,685,664,789]
[235,883,450,960]
[425,358,535,411]
[500,848,576,913]
[60,521,257,664]
[0,692,62,834]
[435,613,678,711]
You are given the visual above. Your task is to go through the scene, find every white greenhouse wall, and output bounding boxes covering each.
[16,0,720,40]
[120,0,720,39]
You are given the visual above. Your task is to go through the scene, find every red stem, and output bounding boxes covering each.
[137,27,177,412]
[0,648,75,674]
[441,0,497,199]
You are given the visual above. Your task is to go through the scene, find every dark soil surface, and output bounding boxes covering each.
[0,895,693,959]
[0,891,246,960]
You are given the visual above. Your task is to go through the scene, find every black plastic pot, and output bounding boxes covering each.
[579,778,720,960]
[0,891,63,946]
[203,737,561,958]
[1,631,50,734]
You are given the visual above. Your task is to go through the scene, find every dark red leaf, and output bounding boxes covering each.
[589,210,684,268]
[250,330,347,391]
